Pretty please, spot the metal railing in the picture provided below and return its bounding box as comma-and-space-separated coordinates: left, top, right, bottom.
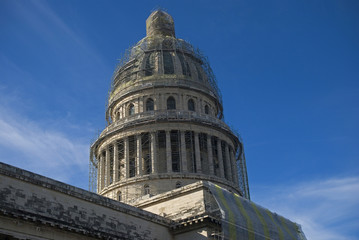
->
98, 110, 241, 141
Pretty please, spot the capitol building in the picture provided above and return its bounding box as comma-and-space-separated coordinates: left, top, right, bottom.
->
0, 10, 306, 240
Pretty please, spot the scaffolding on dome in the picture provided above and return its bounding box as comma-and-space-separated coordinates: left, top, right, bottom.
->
109, 36, 223, 107
89, 124, 250, 201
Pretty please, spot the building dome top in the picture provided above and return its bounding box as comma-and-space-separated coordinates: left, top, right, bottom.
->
108, 10, 223, 119
146, 10, 175, 37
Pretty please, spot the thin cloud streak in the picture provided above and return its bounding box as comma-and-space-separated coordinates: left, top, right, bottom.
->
252, 177, 359, 240
0, 103, 89, 189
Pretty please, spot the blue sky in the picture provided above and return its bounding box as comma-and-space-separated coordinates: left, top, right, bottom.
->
1, 0, 358, 239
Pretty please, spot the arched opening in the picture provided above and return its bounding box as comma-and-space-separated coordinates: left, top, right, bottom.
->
175, 181, 182, 189
145, 52, 155, 76
205, 105, 209, 114
144, 184, 150, 195
178, 53, 191, 76
146, 98, 154, 111
163, 52, 174, 74
188, 99, 195, 111
167, 96, 176, 110
128, 104, 135, 116
118, 191, 122, 201
195, 64, 203, 81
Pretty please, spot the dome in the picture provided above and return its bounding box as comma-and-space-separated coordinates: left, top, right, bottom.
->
107, 11, 223, 123
90, 10, 249, 204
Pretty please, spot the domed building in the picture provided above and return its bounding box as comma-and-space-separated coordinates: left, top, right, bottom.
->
0, 10, 306, 240
90, 10, 250, 204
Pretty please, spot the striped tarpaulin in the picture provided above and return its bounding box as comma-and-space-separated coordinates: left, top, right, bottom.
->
207, 182, 307, 240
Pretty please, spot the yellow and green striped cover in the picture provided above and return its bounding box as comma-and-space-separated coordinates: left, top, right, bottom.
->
208, 182, 306, 240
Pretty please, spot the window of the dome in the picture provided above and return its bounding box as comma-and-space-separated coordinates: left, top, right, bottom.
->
185, 62, 191, 77
205, 105, 209, 114
185, 131, 196, 173
144, 184, 150, 195
195, 64, 203, 81
178, 53, 191, 76
145, 52, 155, 76
128, 103, 135, 116
129, 158, 135, 177
188, 99, 195, 111
170, 130, 180, 172
167, 96, 176, 110
118, 191, 122, 201
141, 133, 151, 175
146, 98, 154, 111
175, 181, 182, 188
163, 52, 174, 74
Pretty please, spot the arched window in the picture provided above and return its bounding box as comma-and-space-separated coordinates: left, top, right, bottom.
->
128, 104, 135, 116
205, 105, 209, 114
178, 53, 191, 76
146, 98, 154, 111
144, 185, 150, 195
188, 99, 195, 111
163, 52, 174, 74
145, 52, 155, 76
195, 64, 203, 81
118, 191, 122, 201
167, 96, 176, 110
175, 181, 182, 188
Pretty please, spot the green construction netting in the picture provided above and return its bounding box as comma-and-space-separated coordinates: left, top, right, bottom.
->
208, 182, 307, 240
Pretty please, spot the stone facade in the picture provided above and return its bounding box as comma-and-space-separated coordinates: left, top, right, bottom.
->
0, 162, 173, 240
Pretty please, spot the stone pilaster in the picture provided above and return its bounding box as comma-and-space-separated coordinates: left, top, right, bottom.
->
150, 132, 157, 173
207, 135, 214, 175
194, 132, 201, 173
136, 134, 142, 176
180, 131, 187, 172
105, 147, 110, 186
217, 140, 225, 178
225, 143, 232, 181
113, 142, 119, 182
124, 137, 129, 179
166, 130, 172, 173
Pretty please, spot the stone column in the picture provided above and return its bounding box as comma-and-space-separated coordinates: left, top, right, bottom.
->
166, 130, 172, 173
113, 142, 119, 182
161, 94, 165, 110
105, 147, 110, 186
124, 137, 129, 179
154, 94, 159, 111
181, 94, 185, 110
150, 132, 157, 173
180, 131, 187, 173
136, 134, 142, 176
97, 155, 102, 191
231, 149, 239, 185
199, 99, 203, 114
225, 143, 233, 181
207, 135, 214, 175
194, 132, 201, 173
217, 140, 225, 178
178, 94, 183, 110
101, 154, 105, 189
139, 97, 144, 112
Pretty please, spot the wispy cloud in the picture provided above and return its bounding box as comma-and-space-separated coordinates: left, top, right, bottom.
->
0, 93, 89, 189
252, 177, 359, 240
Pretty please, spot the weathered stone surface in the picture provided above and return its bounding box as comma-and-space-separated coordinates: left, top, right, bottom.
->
0, 162, 173, 240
